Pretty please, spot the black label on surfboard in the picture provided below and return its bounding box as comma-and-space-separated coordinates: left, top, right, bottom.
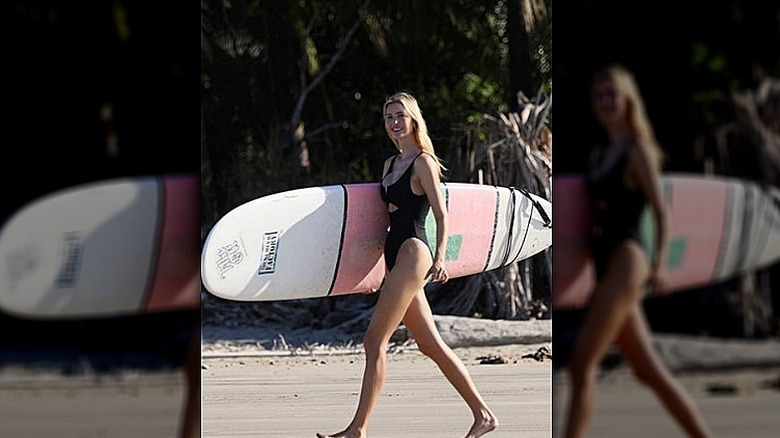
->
56, 232, 83, 288
258, 231, 279, 275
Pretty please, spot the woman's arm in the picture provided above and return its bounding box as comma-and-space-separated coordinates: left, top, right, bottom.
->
415, 154, 449, 283
630, 141, 668, 289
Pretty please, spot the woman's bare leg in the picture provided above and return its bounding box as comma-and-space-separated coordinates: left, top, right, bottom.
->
616, 307, 713, 438
402, 290, 498, 438
564, 243, 649, 438
317, 240, 431, 438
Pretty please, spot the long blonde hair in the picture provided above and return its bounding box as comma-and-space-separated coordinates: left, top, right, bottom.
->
593, 64, 665, 170
383, 92, 447, 177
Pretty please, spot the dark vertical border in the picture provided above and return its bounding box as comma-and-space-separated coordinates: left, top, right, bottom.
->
737, 184, 755, 272
483, 185, 501, 272
326, 184, 349, 296
751, 185, 778, 269
713, 180, 734, 278
138, 176, 166, 311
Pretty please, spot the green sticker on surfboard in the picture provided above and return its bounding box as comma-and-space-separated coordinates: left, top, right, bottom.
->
424, 184, 462, 261
639, 182, 687, 270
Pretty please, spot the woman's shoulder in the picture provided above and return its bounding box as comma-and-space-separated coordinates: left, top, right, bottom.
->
414, 151, 438, 169
628, 137, 663, 171
417, 150, 435, 161
631, 137, 660, 157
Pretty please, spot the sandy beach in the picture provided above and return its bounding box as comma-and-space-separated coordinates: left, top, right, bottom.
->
1, 314, 777, 438
552, 365, 780, 438
0, 309, 199, 438
4, 358, 776, 438
0, 366, 187, 438
202, 343, 552, 438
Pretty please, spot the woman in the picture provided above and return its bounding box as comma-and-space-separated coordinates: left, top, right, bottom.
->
317, 92, 498, 438
562, 64, 713, 438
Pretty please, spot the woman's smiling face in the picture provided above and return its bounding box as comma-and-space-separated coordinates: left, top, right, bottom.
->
384, 102, 414, 141
591, 77, 627, 128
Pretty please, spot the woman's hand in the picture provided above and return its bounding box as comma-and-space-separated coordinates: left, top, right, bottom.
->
427, 259, 449, 283
646, 266, 666, 295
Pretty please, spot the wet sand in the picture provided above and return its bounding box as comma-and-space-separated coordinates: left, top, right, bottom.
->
552, 366, 780, 437
201, 344, 553, 438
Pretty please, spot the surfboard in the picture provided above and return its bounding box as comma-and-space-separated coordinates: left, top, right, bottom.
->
0, 174, 200, 319
553, 173, 780, 309
201, 182, 552, 302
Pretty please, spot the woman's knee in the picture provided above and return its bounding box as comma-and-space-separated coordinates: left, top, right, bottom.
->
416, 336, 448, 359
627, 359, 666, 388
363, 329, 389, 356
568, 352, 599, 386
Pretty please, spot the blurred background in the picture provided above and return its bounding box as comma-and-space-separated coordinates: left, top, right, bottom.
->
552, 0, 780, 436
553, 0, 780, 350
3, 1, 200, 437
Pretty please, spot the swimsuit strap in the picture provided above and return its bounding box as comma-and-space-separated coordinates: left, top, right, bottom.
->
403, 151, 425, 179
386, 155, 399, 175
406, 151, 425, 172
384, 151, 424, 181
381, 155, 399, 187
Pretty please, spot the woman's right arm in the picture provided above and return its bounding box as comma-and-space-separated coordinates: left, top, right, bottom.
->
631, 142, 668, 290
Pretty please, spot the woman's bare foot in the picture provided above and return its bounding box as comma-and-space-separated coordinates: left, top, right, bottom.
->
316, 428, 364, 438
464, 410, 499, 438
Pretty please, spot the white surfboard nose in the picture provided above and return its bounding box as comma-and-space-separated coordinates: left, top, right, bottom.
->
201, 186, 347, 301
0, 175, 199, 319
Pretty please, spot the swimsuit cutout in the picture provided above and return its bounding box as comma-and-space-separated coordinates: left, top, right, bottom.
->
380, 152, 432, 271
586, 143, 646, 280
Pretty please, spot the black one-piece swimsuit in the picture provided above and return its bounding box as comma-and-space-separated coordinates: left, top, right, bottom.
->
587, 145, 646, 280
380, 152, 431, 271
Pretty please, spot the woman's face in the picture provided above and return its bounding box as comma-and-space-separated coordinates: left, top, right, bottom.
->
591, 77, 627, 127
384, 102, 414, 141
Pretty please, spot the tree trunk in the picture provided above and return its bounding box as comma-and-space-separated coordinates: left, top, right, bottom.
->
265, 0, 296, 131
507, 0, 533, 111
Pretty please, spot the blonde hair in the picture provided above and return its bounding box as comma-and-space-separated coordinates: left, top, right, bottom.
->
593, 64, 665, 170
383, 92, 447, 176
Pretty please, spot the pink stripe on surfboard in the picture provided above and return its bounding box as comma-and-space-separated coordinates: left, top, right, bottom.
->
551, 176, 594, 309
144, 175, 201, 311
329, 184, 389, 296
442, 183, 495, 278
329, 182, 497, 294
552, 175, 729, 309
658, 177, 726, 293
